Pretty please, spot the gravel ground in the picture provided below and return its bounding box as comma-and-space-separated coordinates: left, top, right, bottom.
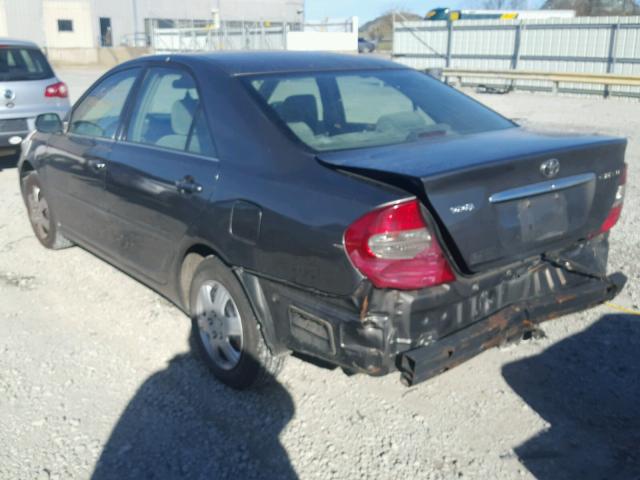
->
0, 70, 639, 480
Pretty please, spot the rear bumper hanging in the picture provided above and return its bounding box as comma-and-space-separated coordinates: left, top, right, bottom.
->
398, 272, 626, 386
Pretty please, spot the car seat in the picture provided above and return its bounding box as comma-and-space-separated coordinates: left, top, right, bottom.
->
156, 91, 198, 150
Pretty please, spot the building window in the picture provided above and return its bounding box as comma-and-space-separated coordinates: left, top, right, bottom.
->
57, 19, 73, 32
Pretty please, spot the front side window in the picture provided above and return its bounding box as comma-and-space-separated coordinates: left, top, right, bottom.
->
69, 68, 140, 139
0, 47, 53, 81
126, 67, 215, 156
245, 69, 515, 152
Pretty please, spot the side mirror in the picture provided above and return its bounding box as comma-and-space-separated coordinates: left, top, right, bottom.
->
35, 113, 63, 134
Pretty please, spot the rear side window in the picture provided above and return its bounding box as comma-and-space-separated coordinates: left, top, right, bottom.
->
0, 47, 54, 81
69, 68, 140, 139
126, 67, 216, 156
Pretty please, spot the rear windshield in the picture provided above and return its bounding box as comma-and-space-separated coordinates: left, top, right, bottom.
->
0, 47, 54, 81
244, 69, 515, 152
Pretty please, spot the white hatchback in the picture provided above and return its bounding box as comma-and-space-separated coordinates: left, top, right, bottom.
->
0, 38, 70, 151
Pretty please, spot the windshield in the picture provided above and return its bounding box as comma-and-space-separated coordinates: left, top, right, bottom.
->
0, 47, 54, 81
244, 69, 515, 152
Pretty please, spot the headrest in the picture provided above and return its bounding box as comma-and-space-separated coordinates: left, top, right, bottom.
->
280, 95, 318, 129
171, 92, 198, 135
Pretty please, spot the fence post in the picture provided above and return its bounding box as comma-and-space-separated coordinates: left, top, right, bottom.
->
445, 20, 452, 67
190, 19, 196, 51
222, 22, 228, 50
150, 19, 157, 52
511, 22, 522, 70
604, 23, 619, 98
391, 11, 396, 57
283, 23, 288, 50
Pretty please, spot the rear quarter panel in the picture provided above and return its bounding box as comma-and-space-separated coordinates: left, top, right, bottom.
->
188, 64, 408, 296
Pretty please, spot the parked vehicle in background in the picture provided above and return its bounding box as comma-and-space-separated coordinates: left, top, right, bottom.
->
358, 37, 376, 53
0, 39, 69, 153
425, 7, 576, 21
18, 52, 626, 390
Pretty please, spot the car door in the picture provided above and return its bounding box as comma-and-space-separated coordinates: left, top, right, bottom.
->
105, 66, 219, 284
44, 67, 141, 248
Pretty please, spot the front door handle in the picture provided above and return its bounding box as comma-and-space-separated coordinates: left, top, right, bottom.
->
176, 176, 203, 194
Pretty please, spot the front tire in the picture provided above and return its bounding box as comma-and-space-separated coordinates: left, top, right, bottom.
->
189, 256, 285, 389
22, 172, 73, 250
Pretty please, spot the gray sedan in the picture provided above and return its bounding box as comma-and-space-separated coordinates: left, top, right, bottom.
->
0, 38, 70, 151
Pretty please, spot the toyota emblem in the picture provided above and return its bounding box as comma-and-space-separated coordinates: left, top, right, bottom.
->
540, 158, 560, 178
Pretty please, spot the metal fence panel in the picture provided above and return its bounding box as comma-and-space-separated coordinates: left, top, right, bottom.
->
152, 22, 287, 53
151, 18, 354, 54
393, 20, 448, 69
393, 16, 640, 98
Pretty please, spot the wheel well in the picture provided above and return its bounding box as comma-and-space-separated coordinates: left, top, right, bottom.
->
178, 243, 283, 354
179, 244, 220, 311
20, 161, 34, 178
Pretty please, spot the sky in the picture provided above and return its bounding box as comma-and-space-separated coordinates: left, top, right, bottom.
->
304, 0, 543, 24
305, 1, 449, 24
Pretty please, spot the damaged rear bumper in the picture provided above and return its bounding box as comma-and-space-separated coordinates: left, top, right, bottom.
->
244, 235, 626, 386
399, 271, 626, 386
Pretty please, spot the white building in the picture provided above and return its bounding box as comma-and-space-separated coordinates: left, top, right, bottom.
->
0, 0, 305, 49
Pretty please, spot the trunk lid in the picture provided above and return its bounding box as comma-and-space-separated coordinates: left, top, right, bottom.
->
318, 128, 626, 273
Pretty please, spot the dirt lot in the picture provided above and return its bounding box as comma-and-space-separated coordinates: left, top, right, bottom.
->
1, 69, 639, 480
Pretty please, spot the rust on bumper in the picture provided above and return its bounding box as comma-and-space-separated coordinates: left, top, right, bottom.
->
398, 272, 626, 386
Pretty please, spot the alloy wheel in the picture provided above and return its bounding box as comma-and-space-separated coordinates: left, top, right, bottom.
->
195, 280, 244, 370
27, 184, 51, 239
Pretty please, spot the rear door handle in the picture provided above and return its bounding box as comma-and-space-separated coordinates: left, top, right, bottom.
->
88, 159, 106, 171
176, 176, 203, 194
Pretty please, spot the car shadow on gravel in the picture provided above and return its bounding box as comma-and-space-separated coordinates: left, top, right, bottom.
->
503, 314, 640, 480
91, 352, 297, 479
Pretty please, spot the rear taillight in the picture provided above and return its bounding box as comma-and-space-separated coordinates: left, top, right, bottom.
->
599, 164, 627, 234
344, 199, 455, 290
45, 81, 68, 98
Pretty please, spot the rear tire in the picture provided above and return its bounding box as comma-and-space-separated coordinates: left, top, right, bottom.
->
22, 172, 73, 250
189, 256, 285, 389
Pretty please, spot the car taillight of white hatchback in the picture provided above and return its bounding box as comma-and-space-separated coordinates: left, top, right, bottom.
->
344, 198, 455, 290
45, 81, 68, 98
